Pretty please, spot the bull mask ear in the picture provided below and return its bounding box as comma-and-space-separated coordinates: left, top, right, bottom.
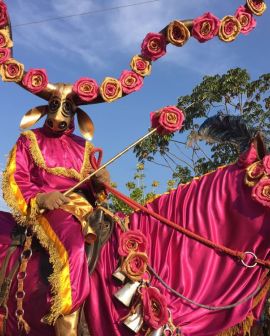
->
253, 131, 266, 160
76, 108, 95, 141
20, 105, 48, 129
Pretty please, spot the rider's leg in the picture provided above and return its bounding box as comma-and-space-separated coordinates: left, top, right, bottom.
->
54, 309, 80, 336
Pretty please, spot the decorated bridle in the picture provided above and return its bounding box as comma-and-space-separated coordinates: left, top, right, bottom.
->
0, 0, 267, 140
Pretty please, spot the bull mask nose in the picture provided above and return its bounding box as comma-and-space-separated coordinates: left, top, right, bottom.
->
46, 119, 68, 132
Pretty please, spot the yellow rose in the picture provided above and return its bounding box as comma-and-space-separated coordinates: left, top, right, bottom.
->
167, 20, 190, 47
130, 55, 152, 77
246, 0, 267, 16
100, 77, 122, 103
218, 16, 241, 42
121, 252, 148, 282
0, 58, 24, 82
0, 28, 13, 48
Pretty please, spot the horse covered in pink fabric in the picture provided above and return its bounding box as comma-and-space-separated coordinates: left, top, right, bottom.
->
0, 116, 270, 335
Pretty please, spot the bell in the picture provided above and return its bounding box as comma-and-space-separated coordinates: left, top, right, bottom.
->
148, 326, 164, 336
123, 304, 144, 333
114, 281, 140, 307
112, 266, 126, 283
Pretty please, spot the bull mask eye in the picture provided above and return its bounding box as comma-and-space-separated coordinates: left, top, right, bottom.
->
62, 101, 74, 116
49, 98, 61, 113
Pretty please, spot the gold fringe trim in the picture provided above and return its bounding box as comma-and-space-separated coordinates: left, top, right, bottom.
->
217, 314, 254, 336
22, 130, 93, 181
33, 215, 72, 324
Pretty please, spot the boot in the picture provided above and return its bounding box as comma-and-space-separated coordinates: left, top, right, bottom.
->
54, 309, 80, 336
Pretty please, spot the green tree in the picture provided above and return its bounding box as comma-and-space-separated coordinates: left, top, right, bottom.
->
133, 68, 270, 184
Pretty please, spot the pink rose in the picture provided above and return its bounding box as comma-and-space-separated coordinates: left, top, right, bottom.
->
119, 70, 143, 94
252, 178, 270, 207
192, 12, 220, 43
0, 47, 10, 64
263, 155, 270, 174
118, 230, 148, 256
121, 252, 148, 282
22, 68, 48, 93
151, 106, 185, 135
141, 286, 169, 329
0, 2, 8, 28
235, 6, 256, 34
141, 32, 166, 61
72, 77, 99, 102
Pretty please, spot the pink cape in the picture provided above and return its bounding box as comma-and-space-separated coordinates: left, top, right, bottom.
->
85, 148, 270, 335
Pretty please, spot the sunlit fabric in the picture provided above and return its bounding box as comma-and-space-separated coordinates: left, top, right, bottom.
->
86, 144, 270, 336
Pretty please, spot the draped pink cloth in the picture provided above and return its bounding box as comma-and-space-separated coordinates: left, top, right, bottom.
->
85, 145, 270, 335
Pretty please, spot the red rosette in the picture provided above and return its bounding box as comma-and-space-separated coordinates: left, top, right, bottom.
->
235, 5, 257, 34
150, 106, 185, 135
72, 77, 99, 102
118, 229, 148, 257
0, 47, 10, 64
263, 155, 270, 174
22, 68, 48, 93
141, 286, 169, 329
0, 2, 8, 28
119, 70, 143, 94
252, 178, 270, 207
192, 12, 220, 43
141, 32, 166, 61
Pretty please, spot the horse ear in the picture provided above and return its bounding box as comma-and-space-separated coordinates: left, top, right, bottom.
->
76, 108, 95, 141
253, 132, 266, 160
20, 105, 48, 129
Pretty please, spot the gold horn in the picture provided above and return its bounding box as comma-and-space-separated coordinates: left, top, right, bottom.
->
123, 304, 144, 333
112, 267, 126, 283
114, 281, 140, 307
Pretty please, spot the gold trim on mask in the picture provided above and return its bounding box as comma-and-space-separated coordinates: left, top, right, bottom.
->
22, 130, 93, 181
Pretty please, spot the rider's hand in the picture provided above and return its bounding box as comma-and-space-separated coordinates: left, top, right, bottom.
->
36, 191, 70, 211
91, 168, 110, 192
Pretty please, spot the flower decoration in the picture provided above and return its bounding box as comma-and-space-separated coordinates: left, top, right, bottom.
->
141, 32, 167, 61
218, 16, 242, 42
121, 251, 148, 282
0, 47, 10, 64
141, 286, 169, 329
118, 230, 148, 257
167, 20, 190, 47
244, 161, 265, 187
73, 77, 99, 102
192, 12, 220, 43
119, 70, 143, 94
150, 106, 185, 135
22, 68, 48, 94
0, 28, 13, 48
0, 58, 24, 82
130, 55, 152, 77
246, 0, 267, 16
235, 6, 256, 34
100, 77, 122, 103
263, 155, 270, 174
0, 2, 8, 28
252, 178, 270, 207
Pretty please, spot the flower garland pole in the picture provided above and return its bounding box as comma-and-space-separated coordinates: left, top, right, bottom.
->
64, 106, 185, 196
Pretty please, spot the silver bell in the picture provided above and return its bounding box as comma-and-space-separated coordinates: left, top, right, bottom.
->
112, 266, 126, 283
114, 281, 140, 307
123, 304, 144, 333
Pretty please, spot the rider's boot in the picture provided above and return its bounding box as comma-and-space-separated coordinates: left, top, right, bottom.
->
54, 309, 80, 336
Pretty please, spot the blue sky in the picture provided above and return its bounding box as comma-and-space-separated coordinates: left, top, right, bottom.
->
0, 0, 269, 210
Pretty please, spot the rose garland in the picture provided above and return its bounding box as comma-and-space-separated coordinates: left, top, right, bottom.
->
0, 0, 267, 104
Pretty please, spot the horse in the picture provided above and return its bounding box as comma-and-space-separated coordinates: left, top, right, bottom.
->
0, 116, 270, 336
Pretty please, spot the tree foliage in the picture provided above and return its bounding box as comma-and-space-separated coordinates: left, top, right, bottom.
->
133, 68, 270, 184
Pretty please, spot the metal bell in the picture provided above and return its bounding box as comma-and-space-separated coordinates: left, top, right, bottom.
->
148, 326, 164, 336
123, 304, 144, 333
112, 266, 126, 283
114, 281, 140, 307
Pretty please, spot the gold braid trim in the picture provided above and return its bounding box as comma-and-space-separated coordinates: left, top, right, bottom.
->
2, 145, 29, 225
22, 130, 93, 181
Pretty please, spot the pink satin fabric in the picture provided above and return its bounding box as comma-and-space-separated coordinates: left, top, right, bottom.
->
86, 146, 270, 335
